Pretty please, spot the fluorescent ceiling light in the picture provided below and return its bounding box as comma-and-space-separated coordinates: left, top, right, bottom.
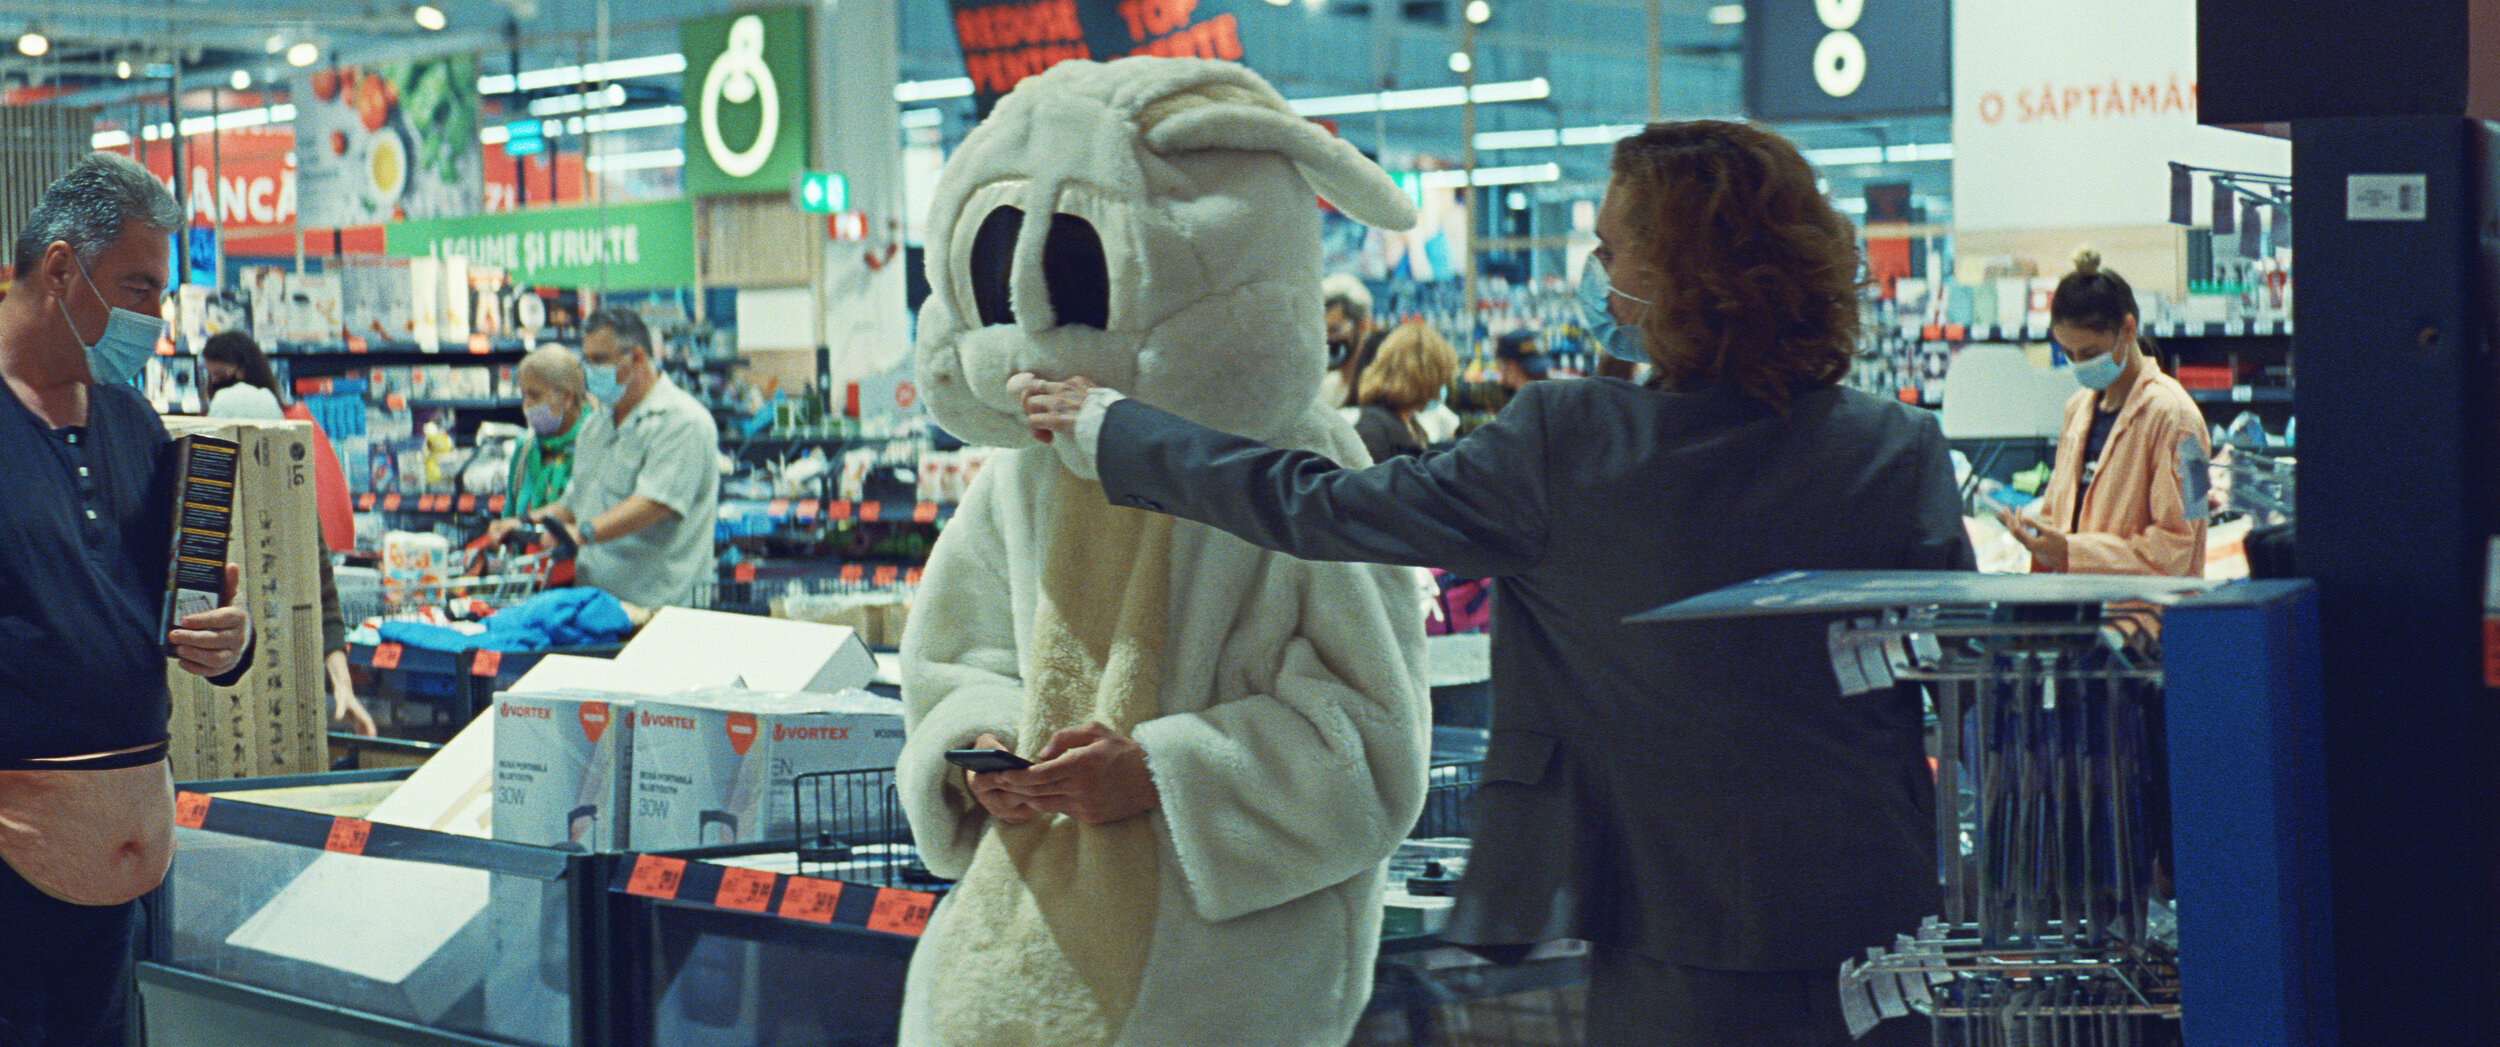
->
1418, 162, 1561, 189
287, 42, 320, 67
586, 148, 683, 173
16, 30, 45, 57
478, 53, 686, 95
900, 108, 942, 128
1473, 123, 1644, 150
230, 70, 252, 91
1800, 142, 1955, 166
1708, 4, 1745, 24
1290, 77, 1548, 117
895, 77, 973, 102
99, 104, 299, 148
481, 104, 686, 144
413, 4, 447, 31
528, 84, 628, 116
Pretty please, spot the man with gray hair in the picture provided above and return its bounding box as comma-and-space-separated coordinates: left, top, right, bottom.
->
0, 152, 253, 1045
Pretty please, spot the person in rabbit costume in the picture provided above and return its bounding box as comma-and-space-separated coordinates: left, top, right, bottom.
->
895, 57, 1432, 1047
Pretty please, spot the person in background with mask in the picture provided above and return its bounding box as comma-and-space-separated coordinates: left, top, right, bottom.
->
0, 152, 253, 1046
491, 308, 718, 607
1015, 120, 1969, 1047
1316, 272, 1376, 409
197, 329, 377, 738
505, 345, 590, 521
1998, 248, 2210, 576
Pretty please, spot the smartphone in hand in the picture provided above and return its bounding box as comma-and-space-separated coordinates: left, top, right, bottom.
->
945, 748, 1032, 773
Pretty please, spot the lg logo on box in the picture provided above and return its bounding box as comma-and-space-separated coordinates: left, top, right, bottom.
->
1812, 0, 1865, 98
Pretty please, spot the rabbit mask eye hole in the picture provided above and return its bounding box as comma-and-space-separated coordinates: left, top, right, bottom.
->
1043, 213, 1110, 330
968, 205, 1022, 327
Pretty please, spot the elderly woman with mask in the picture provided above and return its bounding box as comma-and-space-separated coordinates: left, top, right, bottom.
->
507, 345, 591, 520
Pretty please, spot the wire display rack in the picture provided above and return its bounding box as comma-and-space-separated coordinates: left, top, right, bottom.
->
791, 766, 947, 890
1843, 607, 2181, 1047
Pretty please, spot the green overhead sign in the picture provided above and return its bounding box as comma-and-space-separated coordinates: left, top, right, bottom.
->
383, 200, 695, 290
681, 6, 812, 198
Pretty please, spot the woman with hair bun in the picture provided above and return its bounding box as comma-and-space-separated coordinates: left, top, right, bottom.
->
1998, 248, 2211, 576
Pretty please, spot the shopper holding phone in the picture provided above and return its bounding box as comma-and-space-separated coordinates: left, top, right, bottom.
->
1998, 249, 2210, 577
1017, 120, 1970, 1047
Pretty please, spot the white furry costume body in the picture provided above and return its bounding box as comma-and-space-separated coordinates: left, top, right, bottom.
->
896, 58, 1429, 1047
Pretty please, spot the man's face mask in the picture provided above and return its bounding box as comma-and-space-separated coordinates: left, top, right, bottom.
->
1577, 257, 1652, 364
64, 252, 167, 387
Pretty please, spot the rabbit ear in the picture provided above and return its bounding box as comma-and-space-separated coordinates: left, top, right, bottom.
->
1143, 104, 1420, 232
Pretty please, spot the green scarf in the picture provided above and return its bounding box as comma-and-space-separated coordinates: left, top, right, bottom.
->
508, 409, 584, 518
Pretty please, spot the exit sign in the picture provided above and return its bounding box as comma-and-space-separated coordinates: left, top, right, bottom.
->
792, 170, 849, 213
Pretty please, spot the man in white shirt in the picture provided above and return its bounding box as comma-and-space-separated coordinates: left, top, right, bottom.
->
518, 308, 718, 607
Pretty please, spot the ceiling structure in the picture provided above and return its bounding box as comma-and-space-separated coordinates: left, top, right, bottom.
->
4, 0, 1951, 224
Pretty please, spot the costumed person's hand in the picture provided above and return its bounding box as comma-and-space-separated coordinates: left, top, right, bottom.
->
1998, 507, 2070, 571
1003, 721, 1159, 825
964, 732, 1040, 825
1009, 372, 1096, 444
171, 563, 251, 678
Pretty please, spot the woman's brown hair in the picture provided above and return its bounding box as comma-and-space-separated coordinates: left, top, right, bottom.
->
1608, 120, 1863, 406
1356, 320, 1458, 415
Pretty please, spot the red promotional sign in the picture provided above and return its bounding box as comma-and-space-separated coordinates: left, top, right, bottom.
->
725, 712, 760, 756
949, 0, 1244, 113
579, 701, 611, 743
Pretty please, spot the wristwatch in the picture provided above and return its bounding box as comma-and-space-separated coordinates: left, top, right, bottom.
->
577, 517, 598, 545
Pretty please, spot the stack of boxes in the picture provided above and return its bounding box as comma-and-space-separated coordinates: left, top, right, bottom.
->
161, 418, 328, 781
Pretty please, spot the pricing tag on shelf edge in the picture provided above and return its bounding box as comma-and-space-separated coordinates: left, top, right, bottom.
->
372, 642, 404, 670
714, 866, 776, 912
325, 816, 372, 856
174, 791, 210, 829
866, 887, 935, 936
777, 876, 842, 922
625, 855, 688, 898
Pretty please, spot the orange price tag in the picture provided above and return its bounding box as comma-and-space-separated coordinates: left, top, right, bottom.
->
866, 887, 935, 937
768, 499, 792, 519
873, 566, 898, 587
777, 876, 842, 923
372, 642, 404, 669
358, 493, 376, 510
489, 495, 507, 514
912, 502, 939, 523
383, 493, 403, 511
714, 867, 777, 912
175, 791, 211, 829
796, 499, 820, 521
905, 568, 922, 585
346, 334, 370, 353
459, 495, 477, 512
471, 649, 503, 677
840, 564, 864, 583
625, 855, 688, 898
468, 333, 492, 354
860, 501, 883, 523
828, 500, 852, 521
325, 816, 372, 855
385, 393, 407, 410
734, 563, 756, 583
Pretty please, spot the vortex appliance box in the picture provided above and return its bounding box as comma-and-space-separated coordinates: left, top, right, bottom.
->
627, 689, 906, 851
491, 690, 635, 851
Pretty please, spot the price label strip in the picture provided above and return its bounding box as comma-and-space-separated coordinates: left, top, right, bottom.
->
777, 876, 843, 923
714, 866, 777, 912
174, 791, 211, 830
325, 816, 372, 856
624, 855, 689, 898
867, 887, 937, 937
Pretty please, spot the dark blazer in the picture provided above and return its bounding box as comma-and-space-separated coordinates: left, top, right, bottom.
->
1097, 377, 1975, 970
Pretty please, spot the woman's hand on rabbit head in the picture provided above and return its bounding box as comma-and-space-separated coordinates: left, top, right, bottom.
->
1010, 371, 1097, 444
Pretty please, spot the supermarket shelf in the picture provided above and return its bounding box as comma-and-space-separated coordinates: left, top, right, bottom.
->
2188, 386, 2295, 404
404, 398, 522, 411
722, 497, 954, 526
611, 851, 937, 939
1900, 319, 2293, 343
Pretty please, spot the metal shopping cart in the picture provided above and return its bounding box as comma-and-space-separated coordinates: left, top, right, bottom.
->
345, 524, 598, 739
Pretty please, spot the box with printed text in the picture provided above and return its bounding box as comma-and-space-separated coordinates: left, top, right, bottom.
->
491, 690, 634, 852
627, 689, 905, 852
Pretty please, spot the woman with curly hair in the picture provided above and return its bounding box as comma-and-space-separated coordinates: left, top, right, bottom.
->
1014, 119, 1970, 1047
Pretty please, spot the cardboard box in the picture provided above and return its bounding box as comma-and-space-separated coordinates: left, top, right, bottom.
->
628, 689, 905, 851
160, 419, 325, 781
611, 607, 878, 693
491, 690, 633, 851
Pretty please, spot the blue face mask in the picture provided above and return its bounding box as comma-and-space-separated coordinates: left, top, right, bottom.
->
2071, 352, 2124, 390
65, 254, 167, 387
584, 360, 625, 404
1577, 257, 1652, 364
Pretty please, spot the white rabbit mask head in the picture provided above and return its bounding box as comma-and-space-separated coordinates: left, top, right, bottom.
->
915, 57, 1420, 448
